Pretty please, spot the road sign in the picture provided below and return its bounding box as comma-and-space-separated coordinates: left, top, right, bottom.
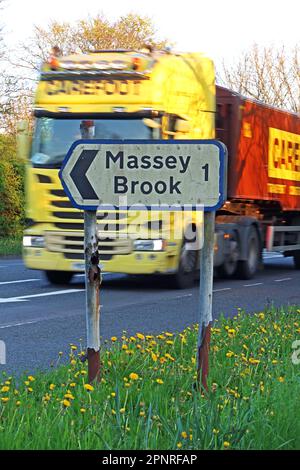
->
59, 139, 227, 211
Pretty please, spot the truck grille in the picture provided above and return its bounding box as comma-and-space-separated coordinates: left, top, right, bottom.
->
44, 231, 133, 261
47, 188, 130, 260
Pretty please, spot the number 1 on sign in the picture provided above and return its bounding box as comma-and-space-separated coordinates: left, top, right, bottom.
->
202, 163, 209, 182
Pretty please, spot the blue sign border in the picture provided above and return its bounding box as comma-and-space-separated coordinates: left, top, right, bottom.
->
59, 139, 227, 212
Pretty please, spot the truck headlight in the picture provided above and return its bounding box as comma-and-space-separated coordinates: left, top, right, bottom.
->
133, 239, 164, 251
23, 236, 45, 248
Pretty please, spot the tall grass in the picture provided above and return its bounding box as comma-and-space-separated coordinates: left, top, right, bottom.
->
0, 306, 299, 450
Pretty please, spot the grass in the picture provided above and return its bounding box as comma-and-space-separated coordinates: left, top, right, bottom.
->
0, 236, 22, 256
0, 306, 300, 450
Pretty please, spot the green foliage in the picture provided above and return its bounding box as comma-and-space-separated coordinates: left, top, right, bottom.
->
0, 134, 25, 237
0, 306, 299, 450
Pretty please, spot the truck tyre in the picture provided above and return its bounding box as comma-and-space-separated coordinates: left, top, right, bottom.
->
236, 226, 260, 280
292, 217, 300, 269
217, 233, 239, 278
45, 270, 74, 285
171, 239, 198, 289
294, 252, 300, 269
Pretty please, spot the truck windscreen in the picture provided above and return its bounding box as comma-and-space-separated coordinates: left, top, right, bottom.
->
31, 117, 158, 168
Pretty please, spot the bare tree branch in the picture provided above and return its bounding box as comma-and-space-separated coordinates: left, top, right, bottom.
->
219, 43, 300, 113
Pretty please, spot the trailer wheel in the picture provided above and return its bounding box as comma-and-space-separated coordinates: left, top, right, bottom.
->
236, 226, 260, 280
292, 217, 300, 269
171, 239, 198, 289
45, 270, 74, 285
294, 252, 300, 269
217, 233, 239, 278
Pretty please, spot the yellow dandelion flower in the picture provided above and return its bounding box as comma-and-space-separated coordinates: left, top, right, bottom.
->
156, 378, 164, 384
62, 399, 71, 407
136, 333, 145, 340
64, 393, 75, 400
223, 441, 230, 448
228, 328, 236, 336
151, 352, 158, 362
140, 411, 145, 417
27, 388, 33, 393
111, 409, 116, 415
165, 353, 175, 361
16, 401, 21, 406
84, 384, 94, 392
49, 384, 56, 391
249, 358, 260, 365
111, 336, 117, 342
1, 386, 9, 393
226, 351, 234, 358
71, 345, 77, 350
278, 376, 285, 383
177, 442, 182, 449
166, 340, 174, 345
129, 372, 139, 381
120, 407, 126, 414
111, 392, 116, 398
213, 428, 220, 435
80, 408, 86, 413
69, 383, 76, 388
181, 431, 188, 439
28, 376, 35, 382
1, 397, 9, 403
122, 344, 128, 350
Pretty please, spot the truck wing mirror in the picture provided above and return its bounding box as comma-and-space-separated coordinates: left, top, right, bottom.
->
16, 120, 32, 161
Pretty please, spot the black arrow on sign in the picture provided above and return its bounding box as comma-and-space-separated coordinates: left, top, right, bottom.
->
70, 149, 98, 200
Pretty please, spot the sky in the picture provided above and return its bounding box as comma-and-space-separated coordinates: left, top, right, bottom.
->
1, 0, 299, 68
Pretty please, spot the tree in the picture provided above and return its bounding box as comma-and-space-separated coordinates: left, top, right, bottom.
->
219, 43, 300, 113
14, 13, 169, 75
2, 13, 168, 134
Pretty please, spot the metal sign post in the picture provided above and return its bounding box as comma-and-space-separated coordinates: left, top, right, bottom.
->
84, 210, 101, 383
197, 211, 215, 391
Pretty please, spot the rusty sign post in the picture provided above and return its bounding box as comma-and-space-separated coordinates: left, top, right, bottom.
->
84, 210, 101, 383
197, 210, 215, 391
60, 139, 227, 389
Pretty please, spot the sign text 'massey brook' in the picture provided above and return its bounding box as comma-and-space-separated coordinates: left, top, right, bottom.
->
59, 140, 227, 211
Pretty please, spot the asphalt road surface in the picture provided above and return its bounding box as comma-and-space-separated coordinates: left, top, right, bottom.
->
0, 252, 300, 376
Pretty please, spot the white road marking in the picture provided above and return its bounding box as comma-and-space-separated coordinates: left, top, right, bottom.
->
0, 288, 84, 303
0, 278, 39, 286
274, 278, 292, 282
0, 320, 39, 329
243, 282, 263, 287
213, 287, 231, 292
174, 293, 193, 299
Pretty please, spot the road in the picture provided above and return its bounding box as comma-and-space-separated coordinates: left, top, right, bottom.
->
0, 252, 300, 376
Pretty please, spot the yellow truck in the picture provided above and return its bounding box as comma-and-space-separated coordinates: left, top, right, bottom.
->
21, 47, 216, 288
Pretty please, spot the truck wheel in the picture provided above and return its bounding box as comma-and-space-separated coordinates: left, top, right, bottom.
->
292, 217, 300, 269
45, 270, 74, 285
217, 234, 239, 278
294, 252, 300, 269
171, 239, 198, 289
236, 226, 260, 280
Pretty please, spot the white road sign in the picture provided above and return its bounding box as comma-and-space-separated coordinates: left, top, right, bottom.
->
59, 140, 227, 211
